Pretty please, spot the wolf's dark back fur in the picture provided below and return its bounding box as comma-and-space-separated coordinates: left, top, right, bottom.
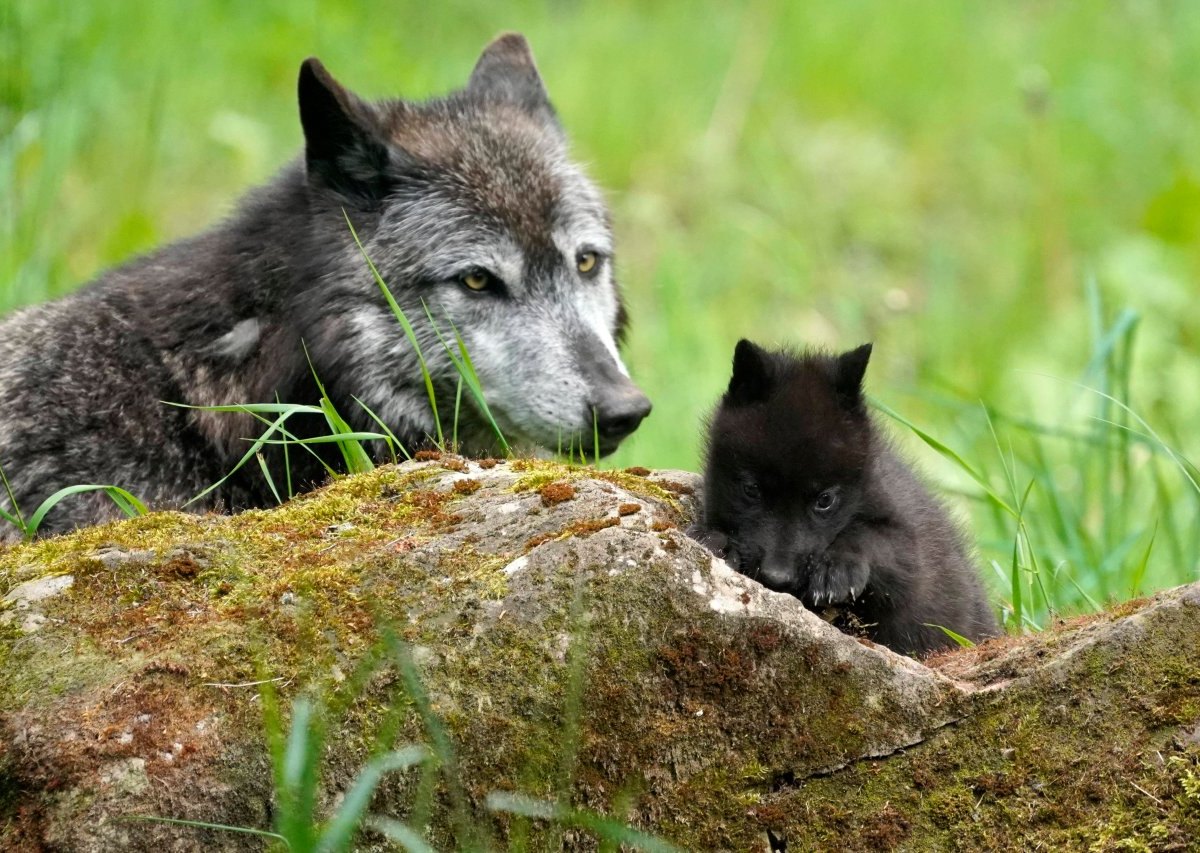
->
0, 35, 650, 539
698, 340, 997, 656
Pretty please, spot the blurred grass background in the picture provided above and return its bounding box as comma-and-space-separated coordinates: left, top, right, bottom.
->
4, 0, 1200, 626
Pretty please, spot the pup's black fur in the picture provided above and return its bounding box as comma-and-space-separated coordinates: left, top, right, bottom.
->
697, 340, 997, 656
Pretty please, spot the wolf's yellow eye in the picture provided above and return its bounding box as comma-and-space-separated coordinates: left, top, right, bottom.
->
462, 271, 490, 291
576, 251, 599, 276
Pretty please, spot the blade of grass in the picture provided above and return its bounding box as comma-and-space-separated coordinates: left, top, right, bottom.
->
420, 302, 510, 454
169, 402, 325, 414
255, 432, 392, 446
25, 484, 146, 537
182, 407, 297, 506
172, 403, 338, 506
126, 815, 285, 842
408, 758, 441, 842
383, 629, 483, 850
1027, 436, 1082, 564
453, 375, 463, 452
1088, 525, 1149, 603
1149, 458, 1184, 571
1016, 478, 1054, 619
277, 697, 320, 851
0, 461, 27, 530
598, 787, 640, 853
255, 452, 283, 506
924, 624, 975, 648
315, 746, 428, 853
486, 792, 682, 853
277, 392, 294, 500
344, 211, 443, 447
1029, 375, 1200, 498
351, 395, 409, 461
0, 505, 23, 531
366, 816, 438, 853
448, 318, 507, 451
873, 398, 1015, 516
1009, 535, 1024, 631
303, 341, 376, 475
1058, 564, 1103, 613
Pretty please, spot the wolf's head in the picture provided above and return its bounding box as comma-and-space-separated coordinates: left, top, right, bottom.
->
702, 340, 874, 593
291, 34, 650, 457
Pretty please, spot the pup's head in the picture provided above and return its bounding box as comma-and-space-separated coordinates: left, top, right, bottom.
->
702, 340, 874, 593
296, 34, 650, 455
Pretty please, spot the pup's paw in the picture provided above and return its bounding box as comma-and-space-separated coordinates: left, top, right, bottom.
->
799, 551, 870, 608
686, 525, 729, 558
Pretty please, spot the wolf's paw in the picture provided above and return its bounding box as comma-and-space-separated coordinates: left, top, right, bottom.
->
686, 525, 729, 558
799, 551, 870, 608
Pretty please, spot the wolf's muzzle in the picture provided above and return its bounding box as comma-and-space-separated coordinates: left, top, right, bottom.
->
573, 331, 652, 450
592, 384, 652, 445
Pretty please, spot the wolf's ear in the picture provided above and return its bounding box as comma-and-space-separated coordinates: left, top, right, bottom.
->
298, 58, 392, 205
834, 343, 873, 407
467, 33, 558, 124
727, 339, 773, 405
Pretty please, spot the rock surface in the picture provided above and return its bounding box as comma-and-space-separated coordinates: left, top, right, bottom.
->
1, 457, 1198, 851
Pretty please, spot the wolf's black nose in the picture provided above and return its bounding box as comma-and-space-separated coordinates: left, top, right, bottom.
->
593, 388, 652, 442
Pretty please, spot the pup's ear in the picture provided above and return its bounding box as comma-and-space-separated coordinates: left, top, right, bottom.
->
834, 343, 873, 407
298, 58, 392, 205
726, 339, 773, 405
467, 33, 558, 125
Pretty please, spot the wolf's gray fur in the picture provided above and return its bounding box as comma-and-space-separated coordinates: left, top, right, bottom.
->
0, 34, 651, 539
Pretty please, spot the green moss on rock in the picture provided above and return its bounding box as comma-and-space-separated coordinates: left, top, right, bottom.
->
2, 459, 1199, 851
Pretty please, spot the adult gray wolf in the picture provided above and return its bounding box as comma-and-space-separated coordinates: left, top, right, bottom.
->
0, 33, 651, 539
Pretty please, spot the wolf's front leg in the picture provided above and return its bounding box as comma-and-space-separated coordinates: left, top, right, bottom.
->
686, 524, 730, 558
798, 549, 871, 608
806, 520, 917, 611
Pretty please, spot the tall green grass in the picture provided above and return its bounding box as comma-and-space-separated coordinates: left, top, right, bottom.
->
6, 1, 1200, 614
879, 282, 1200, 630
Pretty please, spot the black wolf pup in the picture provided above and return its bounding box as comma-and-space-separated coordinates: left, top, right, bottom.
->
0, 34, 651, 539
697, 340, 997, 656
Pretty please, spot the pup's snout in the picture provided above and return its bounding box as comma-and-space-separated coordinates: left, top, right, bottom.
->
756, 556, 796, 592
591, 385, 652, 443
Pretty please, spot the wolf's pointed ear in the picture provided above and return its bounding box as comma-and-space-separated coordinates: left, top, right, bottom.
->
298, 58, 392, 205
467, 33, 558, 124
834, 343, 873, 407
727, 339, 773, 405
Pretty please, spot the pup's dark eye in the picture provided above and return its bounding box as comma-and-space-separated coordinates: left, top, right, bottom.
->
461, 269, 493, 292
742, 481, 760, 500
576, 251, 600, 277
813, 490, 839, 514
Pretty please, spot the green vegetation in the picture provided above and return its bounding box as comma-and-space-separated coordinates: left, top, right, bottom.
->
136, 664, 677, 852
346, 212, 511, 455
136, 689, 429, 849
128, 630, 682, 851
4, 459, 1197, 850
0, 460, 697, 849
0, 467, 147, 540
4, 2, 1200, 624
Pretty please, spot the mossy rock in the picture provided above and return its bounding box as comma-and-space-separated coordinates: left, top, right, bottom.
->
1, 457, 1198, 851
